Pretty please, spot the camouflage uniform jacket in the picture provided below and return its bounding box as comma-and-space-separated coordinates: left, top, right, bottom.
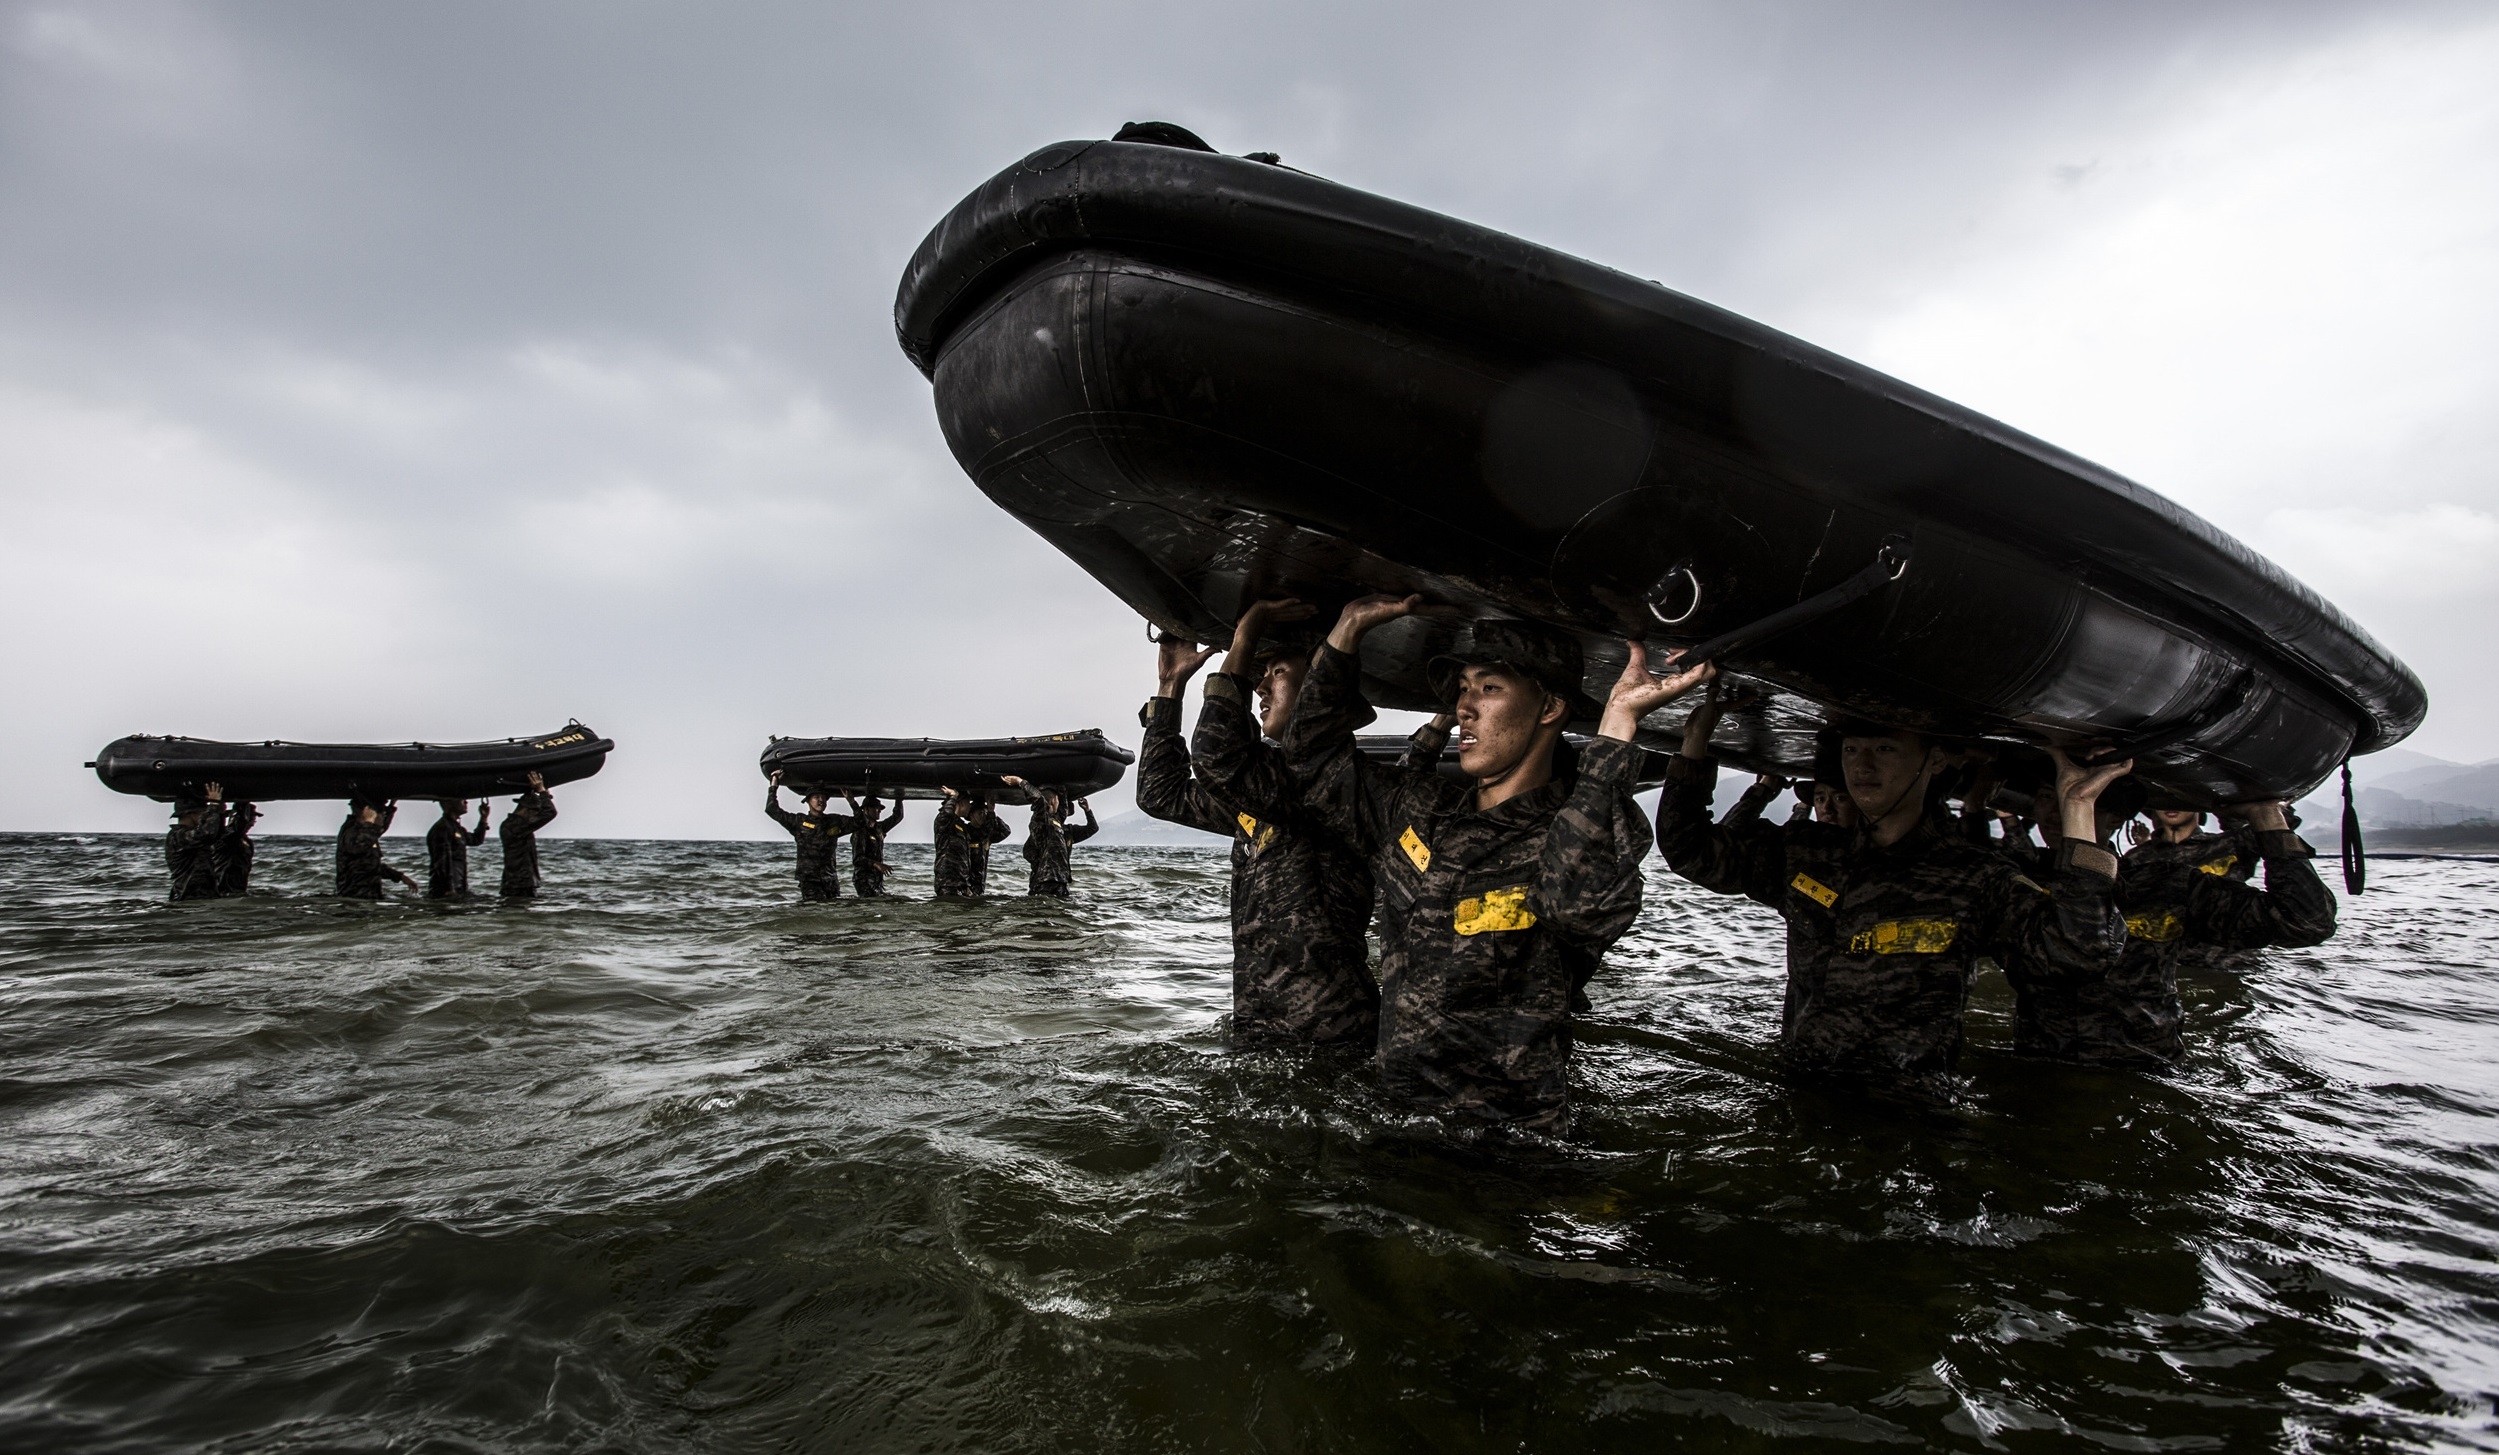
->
849, 800, 905, 896
933, 801, 1011, 896
1283, 645, 1653, 1132
212, 802, 259, 897
2018, 827, 2335, 1066
1656, 754, 2125, 1093
2134, 828, 2262, 973
499, 791, 557, 897
336, 803, 400, 900
426, 814, 488, 898
1020, 801, 1098, 896
166, 802, 226, 902
766, 785, 856, 899
1137, 687, 1381, 1047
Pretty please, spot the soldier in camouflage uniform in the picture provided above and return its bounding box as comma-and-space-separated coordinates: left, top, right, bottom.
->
1655, 695, 2134, 1097
1017, 785, 1098, 897
842, 791, 906, 898
165, 787, 226, 902
337, 799, 417, 900
766, 772, 856, 901
2011, 801, 2335, 1067
933, 788, 1011, 897
212, 798, 260, 897
2134, 807, 2262, 974
426, 798, 491, 899
499, 774, 558, 899
1279, 597, 1681, 1133
1138, 603, 1387, 1046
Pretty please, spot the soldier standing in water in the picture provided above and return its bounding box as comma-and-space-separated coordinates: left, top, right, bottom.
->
1017, 784, 1098, 897
932, 786, 1011, 897
337, 798, 418, 900
212, 798, 260, 896
166, 785, 226, 902
499, 772, 558, 900
764, 772, 857, 901
841, 791, 906, 898
426, 798, 491, 899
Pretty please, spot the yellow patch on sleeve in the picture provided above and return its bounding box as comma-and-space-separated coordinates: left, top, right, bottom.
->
1235, 812, 1276, 852
2197, 856, 2239, 877
1790, 873, 1838, 908
1846, 919, 1960, 955
1399, 825, 1431, 873
2125, 911, 2187, 943
1454, 885, 1538, 935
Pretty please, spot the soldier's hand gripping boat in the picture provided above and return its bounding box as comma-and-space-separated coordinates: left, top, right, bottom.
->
90, 724, 613, 801
894, 125, 2425, 807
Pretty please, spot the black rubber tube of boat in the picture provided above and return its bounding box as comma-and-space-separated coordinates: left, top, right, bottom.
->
1670, 536, 1912, 670
2342, 759, 2367, 895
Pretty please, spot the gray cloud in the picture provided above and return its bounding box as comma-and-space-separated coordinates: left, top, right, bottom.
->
3, 0, 2488, 840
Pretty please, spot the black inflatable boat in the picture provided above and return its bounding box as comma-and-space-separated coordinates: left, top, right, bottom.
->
895, 127, 2426, 806
760, 730, 1134, 803
90, 724, 612, 802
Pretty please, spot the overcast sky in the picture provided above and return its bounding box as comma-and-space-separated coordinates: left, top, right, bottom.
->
5, 0, 2492, 840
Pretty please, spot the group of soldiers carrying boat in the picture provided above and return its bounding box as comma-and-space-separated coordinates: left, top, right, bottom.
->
161, 774, 562, 903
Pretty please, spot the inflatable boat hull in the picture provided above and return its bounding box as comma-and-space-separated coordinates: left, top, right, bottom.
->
760, 730, 1133, 803
90, 725, 613, 803
895, 136, 2426, 805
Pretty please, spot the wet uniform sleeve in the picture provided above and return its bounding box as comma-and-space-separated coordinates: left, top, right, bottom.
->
1191, 674, 1300, 820
881, 803, 905, 832
1397, 720, 1451, 774
1983, 839, 2127, 986
2185, 829, 2338, 949
1133, 695, 1235, 835
977, 809, 1011, 847
765, 784, 803, 833
1066, 805, 1098, 846
1537, 737, 1654, 955
1653, 754, 1790, 907
1279, 643, 1419, 856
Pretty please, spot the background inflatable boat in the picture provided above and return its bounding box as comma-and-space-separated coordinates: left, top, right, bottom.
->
760, 730, 1134, 803
895, 128, 2426, 807
90, 724, 612, 802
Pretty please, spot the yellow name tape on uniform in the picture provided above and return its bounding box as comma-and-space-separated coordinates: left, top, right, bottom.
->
2125, 910, 2187, 942
2198, 856, 2239, 877
1847, 919, 1960, 954
1399, 826, 1431, 873
1790, 873, 1838, 908
1236, 813, 1276, 852
1454, 886, 1538, 935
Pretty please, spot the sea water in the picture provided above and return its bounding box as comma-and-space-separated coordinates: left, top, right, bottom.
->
0, 834, 2492, 1451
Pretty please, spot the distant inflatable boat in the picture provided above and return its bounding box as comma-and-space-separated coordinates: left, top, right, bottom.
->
760, 730, 1134, 803
894, 127, 2426, 806
89, 724, 612, 802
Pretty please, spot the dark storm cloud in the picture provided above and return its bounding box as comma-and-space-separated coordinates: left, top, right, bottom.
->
2, 0, 2489, 837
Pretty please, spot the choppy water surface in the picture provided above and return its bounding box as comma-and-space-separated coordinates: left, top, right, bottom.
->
1, 834, 2494, 1452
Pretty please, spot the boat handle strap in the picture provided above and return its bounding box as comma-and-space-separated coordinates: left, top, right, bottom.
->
1668, 534, 1912, 671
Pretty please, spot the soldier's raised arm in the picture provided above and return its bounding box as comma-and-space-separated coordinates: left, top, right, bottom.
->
1985, 749, 2131, 983
1277, 595, 1428, 855
1135, 633, 1233, 834
2185, 802, 2338, 949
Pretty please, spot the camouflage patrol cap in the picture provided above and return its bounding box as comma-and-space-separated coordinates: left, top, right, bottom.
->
1427, 619, 1604, 724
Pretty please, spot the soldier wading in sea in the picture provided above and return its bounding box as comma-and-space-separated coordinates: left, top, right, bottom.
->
1654, 672, 2136, 1098
766, 772, 856, 901
1017, 784, 1098, 897
337, 799, 418, 900
841, 790, 905, 898
932, 787, 1011, 897
165, 785, 227, 902
426, 798, 491, 899
1273, 596, 1680, 1132
2009, 798, 2335, 1068
499, 773, 557, 900
1142, 602, 1386, 1047
212, 797, 260, 896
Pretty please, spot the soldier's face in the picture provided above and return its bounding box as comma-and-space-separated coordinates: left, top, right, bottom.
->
443, 799, 467, 816
1454, 665, 1565, 779
1841, 731, 1934, 819
808, 796, 828, 814
1257, 655, 1308, 737
1812, 783, 1859, 827
2152, 808, 2201, 838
